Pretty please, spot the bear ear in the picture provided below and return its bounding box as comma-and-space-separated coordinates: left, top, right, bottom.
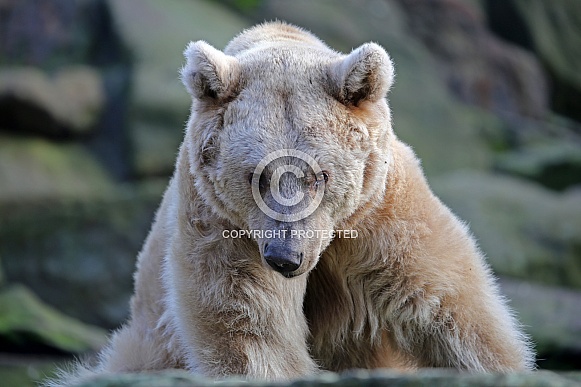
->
328, 43, 394, 106
181, 41, 240, 101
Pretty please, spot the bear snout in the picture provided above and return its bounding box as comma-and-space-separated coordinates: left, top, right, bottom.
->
263, 242, 303, 277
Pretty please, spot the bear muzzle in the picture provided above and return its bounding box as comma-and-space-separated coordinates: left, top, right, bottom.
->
263, 242, 303, 278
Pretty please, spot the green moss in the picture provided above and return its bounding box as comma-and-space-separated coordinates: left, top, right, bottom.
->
0, 362, 63, 387
66, 369, 581, 387
0, 180, 166, 327
131, 121, 182, 177
495, 141, 581, 191
0, 285, 106, 353
0, 136, 115, 202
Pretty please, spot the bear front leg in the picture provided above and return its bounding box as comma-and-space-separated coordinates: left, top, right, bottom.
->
165, 236, 317, 380
385, 269, 535, 372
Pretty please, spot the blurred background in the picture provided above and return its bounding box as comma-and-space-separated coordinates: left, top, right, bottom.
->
0, 0, 580, 385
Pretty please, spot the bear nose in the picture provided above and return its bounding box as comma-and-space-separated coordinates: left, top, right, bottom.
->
263, 243, 303, 275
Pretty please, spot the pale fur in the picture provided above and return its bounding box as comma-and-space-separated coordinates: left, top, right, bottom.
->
46, 21, 534, 386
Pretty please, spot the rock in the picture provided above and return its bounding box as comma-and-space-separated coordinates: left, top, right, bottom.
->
431, 171, 581, 289
495, 140, 581, 191
0, 358, 64, 387
59, 369, 581, 387
485, 0, 581, 123
402, 0, 548, 119
395, 0, 548, 119
0, 285, 106, 354
0, 0, 125, 69
108, 0, 251, 177
0, 0, 133, 179
0, 66, 104, 136
500, 277, 581, 369
0, 256, 4, 287
0, 180, 167, 328
108, 0, 250, 125
131, 120, 182, 177
0, 135, 115, 202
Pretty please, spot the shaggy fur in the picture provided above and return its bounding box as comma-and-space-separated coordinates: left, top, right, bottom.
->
46, 21, 534, 386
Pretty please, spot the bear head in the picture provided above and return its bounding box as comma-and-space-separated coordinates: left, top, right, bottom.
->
181, 24, 394, 278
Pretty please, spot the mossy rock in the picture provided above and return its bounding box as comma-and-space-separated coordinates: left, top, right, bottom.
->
432, 171, 581, 289
0, 359, 64, 387
500, 277, 581, 368
0, 180, 167, 328
130, 120, 182, 178
0, 256, 5, 288
0, 135, 115, 202
495, 140, 581, 191
108, 0, 250, 124
0, 285, 106, 354
64, 369, 581, 387
0, 66, 105, 136
506, 1, 581, 122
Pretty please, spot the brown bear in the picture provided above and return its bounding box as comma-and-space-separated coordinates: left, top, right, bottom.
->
50, 21, 534, 385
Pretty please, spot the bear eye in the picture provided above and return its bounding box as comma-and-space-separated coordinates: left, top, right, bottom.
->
315, 171, 329, 185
